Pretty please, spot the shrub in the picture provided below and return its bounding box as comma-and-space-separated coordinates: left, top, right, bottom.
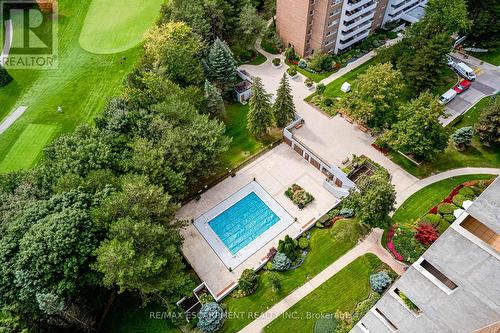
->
285, 47, 296, 61
308, 52, 333, 72
315, 221, 325, 228
458, 186, 475, 198
443, 214, 456, 222
287, 67, 297, 76
475, 97, 500, 146
272, 58, 281, 66
471, 185, 484, 195
437, 203, 457, 215
278, 235, 298, 261
298, 237, 309, 249
272, 252, 291, 271
0, 66, 13, 87
268, 271, 281, 292
369, 272, 392, 293
392, 227, 425, 263
323, 98, 333, 106
452, 194, 467, 207
305, 78, 314, 88
421, 213, 443, 226
316, 83, 325, 95
451, 126, 473, 150
199, 292, 214, 305
197, 302, 225, 333
314, 317, 337, 333
339, 207, 354, 218
352, 292, 381, 322
415, 224, 439, 246
298, 59, 307, 69
436, 220, 450, 234
238, 269, 259, 296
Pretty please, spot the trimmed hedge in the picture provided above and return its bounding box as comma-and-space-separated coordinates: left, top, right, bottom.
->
437, 203, 457, 215
458, 186, 475, 198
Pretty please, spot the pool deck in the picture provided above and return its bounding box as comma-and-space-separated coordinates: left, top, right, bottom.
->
177, 143, 340, 299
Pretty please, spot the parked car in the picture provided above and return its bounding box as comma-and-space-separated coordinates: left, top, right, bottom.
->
453, 62, 476, 81
453, 79, 472, 94
446, 55, 455, 67
439, 89, 457, 105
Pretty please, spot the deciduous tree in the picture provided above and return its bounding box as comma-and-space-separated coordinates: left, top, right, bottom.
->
382, 92, 448, 159
475, 97, 500, 146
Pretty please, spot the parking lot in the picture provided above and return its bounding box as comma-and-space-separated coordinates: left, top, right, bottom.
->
440, 54, 500, 126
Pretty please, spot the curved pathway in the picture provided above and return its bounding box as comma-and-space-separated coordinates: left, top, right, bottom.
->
395, 167, 500, 209
238, 228, 405, 333
0, 19, 12, 66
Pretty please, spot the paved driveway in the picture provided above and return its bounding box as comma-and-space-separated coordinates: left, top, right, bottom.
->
441, 53, 500, 126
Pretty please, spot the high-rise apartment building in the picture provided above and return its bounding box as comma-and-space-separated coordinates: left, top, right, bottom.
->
276, 0, 427, 56
351, 177, 500, 333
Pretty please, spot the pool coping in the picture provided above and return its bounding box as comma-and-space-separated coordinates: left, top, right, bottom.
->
194, 181, 294, 270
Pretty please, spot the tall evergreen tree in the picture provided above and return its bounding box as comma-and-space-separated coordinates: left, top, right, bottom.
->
205, 38, 237, 95
247, 77, 273, 137
0, 65, 12, 87
204, 80, 226, 118
273, 73, 295, 128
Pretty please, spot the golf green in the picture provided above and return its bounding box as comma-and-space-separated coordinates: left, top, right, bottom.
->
0, 0, 156, 173
0, 124, 58, 172
79, 0, 165, 54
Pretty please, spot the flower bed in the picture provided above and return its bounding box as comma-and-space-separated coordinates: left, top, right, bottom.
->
389, 178, 493, 263
285, 184, 314, 209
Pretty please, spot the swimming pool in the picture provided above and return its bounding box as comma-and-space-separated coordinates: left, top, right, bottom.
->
194, 181, 294, 269
208, 192, 280, 255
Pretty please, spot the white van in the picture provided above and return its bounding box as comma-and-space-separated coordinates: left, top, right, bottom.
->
454, 62, 476, 81
439, 89, 457, 105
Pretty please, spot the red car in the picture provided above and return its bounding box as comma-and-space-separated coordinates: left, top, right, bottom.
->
453, 79, 472, 94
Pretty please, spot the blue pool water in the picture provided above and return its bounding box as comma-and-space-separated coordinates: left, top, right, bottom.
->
208, 192, 280, 255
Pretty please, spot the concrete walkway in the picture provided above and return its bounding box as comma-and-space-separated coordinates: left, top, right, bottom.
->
239, 228, 405, 333
0, 106, 28, 135
395, 167, 500, 209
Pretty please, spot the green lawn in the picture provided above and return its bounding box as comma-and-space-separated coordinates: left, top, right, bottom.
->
392, 174, 494, 227
305, 58, 377, 101
79, 0, 164, 54
389, 96, 500, 178
0, 124, 58, 172
221, 219, 369, 333
249, 51, 267, 66
471, 48, 500, 66
264, 254, 388, 333
0, 0, 155, 173
102, 294, 180, 333
223, 103, 279, 166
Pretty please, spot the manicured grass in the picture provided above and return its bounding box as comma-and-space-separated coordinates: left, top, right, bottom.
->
223, 103, 280, 166
221, 219, 369, 333
392, 174, 494, 227
295, 65, 338, 83
248, 51, 267, 66
261, 40, 280, 54
0, 124, 58, 172
389, 96, 500, 178
306, 57, 377, 101
0, 0, 147, 172
79, 0, 164, 54
264, 254, 386, 333
102, 294, 180, 333
471, 48, 500, 66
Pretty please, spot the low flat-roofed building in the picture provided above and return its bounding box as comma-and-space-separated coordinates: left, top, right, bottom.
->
352, 177, 500, 333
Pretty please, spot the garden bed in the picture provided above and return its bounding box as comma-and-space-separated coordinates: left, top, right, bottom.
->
221, 218, 369, 333
388, 176, 495, 263
285, 184, 314, 209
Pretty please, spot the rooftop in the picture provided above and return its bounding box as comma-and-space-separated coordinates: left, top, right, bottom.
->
467, 177, 500, 234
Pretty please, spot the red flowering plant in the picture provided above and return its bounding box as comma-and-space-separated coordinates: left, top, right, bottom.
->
386, 226, 404, 261
415, 224, 439, 246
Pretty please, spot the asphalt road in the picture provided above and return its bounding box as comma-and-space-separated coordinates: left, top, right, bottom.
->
440, 54, 500, 126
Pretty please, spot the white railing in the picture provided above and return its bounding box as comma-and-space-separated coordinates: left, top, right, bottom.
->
344, 2, 376, 21
339, 30, 370, 49
341, 19, 372, 39
345, 0, 372, 12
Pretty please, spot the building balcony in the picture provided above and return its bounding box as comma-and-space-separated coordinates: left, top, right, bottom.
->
345, 2, 377, 21
344, 9, 375, 27
388, 0, 421, 16
341, 19, 372, 39
339, 30, 370, 49
345, 0, 372, 12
